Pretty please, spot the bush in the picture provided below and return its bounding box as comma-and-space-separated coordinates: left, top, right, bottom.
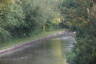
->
0, 27, 11, 43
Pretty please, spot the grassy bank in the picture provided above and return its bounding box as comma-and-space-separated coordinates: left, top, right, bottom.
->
0, 29, 64, 50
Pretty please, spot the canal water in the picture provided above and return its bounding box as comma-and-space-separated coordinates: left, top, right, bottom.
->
0, 36, 76, 64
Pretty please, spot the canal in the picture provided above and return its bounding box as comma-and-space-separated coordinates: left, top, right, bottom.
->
0, 34, 76, 64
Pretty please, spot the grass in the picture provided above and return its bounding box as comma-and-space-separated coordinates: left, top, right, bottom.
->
0, 29, 64, 50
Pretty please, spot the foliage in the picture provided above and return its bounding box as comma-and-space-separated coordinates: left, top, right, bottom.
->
1, 0, 96, 64
60, 0, 96, 64
0, 27, 10, 43
0, 0, 61, 43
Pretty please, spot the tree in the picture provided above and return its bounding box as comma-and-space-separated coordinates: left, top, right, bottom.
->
0, 0, 25, 42
0, 0, 62, 43
60, 0, 96, 64
21, 0, 61, 31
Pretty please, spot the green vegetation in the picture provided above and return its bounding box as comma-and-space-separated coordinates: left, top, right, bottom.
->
0, 0, 96, 64
60, 0, 96, 64
0, 0, 62, 43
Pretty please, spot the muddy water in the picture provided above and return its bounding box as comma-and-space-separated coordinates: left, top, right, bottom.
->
0, 36, 75, 64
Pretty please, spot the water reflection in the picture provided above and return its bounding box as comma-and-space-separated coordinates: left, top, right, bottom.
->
0, 36, 76, 64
